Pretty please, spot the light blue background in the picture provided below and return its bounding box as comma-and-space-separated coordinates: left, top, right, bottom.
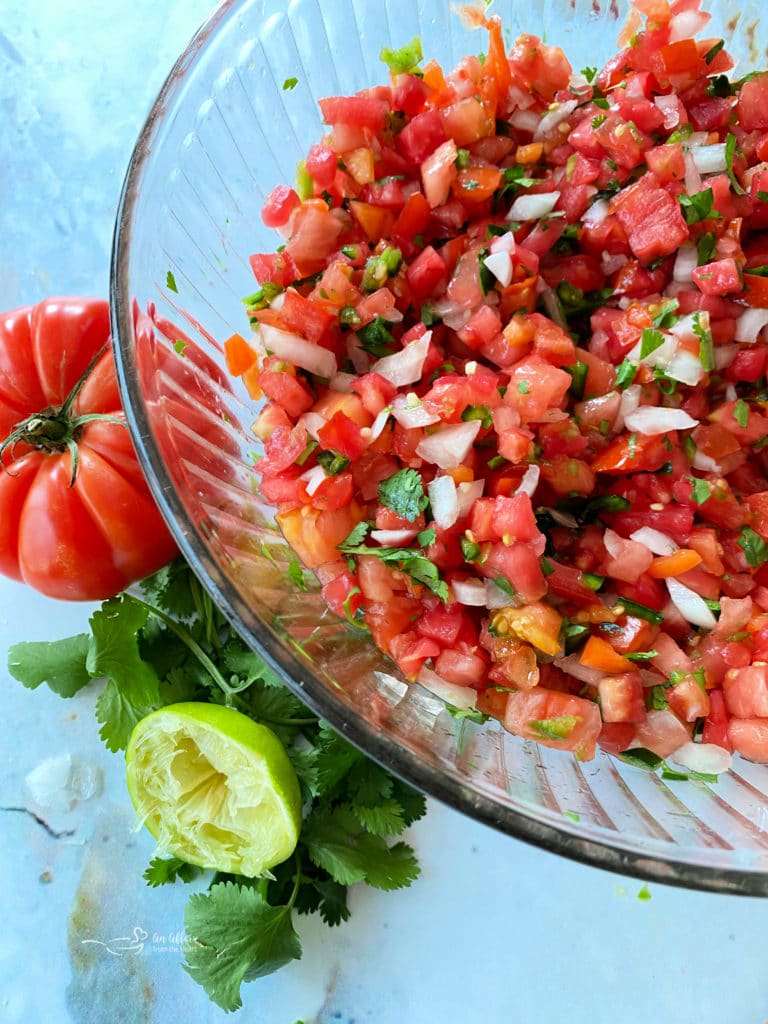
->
1, 3, 768, 1021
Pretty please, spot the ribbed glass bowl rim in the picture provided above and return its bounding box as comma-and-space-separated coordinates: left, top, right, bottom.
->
110, 0, 768, 897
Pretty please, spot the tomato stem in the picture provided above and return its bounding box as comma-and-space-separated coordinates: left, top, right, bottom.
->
0, 344, 127, 485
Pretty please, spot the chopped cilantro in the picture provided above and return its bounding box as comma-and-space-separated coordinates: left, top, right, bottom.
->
625, 650, 659, 662
690, 477, 712, 505
460, 536, 481, 563
652, 298, 680, 329
639, 327, 665, 359
615, 359, 638, 390
679, 187, 718, 226
724, 133, 746, 195
166, 270, 178, 293
692, 312, 715, 372
283, 76, 298, 90
738, 527, 768, 568
377, 468, 428, 523
696, 231, 717, 266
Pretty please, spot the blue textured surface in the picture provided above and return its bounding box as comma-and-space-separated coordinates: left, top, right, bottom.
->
2, 3, 768, 1022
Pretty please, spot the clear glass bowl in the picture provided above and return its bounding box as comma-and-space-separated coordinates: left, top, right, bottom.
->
111, 0, 768, 894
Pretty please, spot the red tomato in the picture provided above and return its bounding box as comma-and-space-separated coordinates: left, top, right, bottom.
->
0, 298, 177, 599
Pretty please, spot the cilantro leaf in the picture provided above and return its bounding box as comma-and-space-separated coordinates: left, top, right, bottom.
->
312, 879, 350, 927
303, 806, 420, 890
679, 187, 718, 225
144, 856, 204, 887
378, 467, 429, 522
7, 634, 91, 697
184, 882, 302, 1012
282, 76, 298, 90
288, 557, 308, 591
639, 327, 665, 359
690, 477, 712, 505
95, 677, 149, 752
738, 527, 768, 568
166, 270, 178, 293
350, 797, 406, 836
725, 133, 746, 195
87, 596, 161, 706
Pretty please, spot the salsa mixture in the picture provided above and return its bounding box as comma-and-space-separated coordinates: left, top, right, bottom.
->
226, 0, 768, 774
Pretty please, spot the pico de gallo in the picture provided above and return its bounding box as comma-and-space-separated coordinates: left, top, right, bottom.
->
226, 0, 768, 775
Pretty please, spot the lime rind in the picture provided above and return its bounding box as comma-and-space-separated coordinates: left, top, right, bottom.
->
126, 703, 302, 878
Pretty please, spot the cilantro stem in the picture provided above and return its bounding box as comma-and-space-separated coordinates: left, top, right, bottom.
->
126, 594, 236, 701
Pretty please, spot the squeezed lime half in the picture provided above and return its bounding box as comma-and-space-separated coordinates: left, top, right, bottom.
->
125, 702, 302, 877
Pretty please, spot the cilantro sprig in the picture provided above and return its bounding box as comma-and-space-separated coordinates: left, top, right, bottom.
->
7, 558, 425, 1011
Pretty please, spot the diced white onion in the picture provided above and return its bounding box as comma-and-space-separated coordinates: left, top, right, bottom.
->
390, 393, 440, 428
451, 578, 488, 607
693, 451, 722, 473
371, 330, 431, 387
667, 577, 718, 630
369, 528, 417, 546
514, 464, 541, 498
582, 198, 610, 226
736, 307, 768, 344
628, 332, 680, 368
714, 344, 738, 371
546, 507, 579, 529
416, 420, 482, 469
269, 291, 286, 310
683, 152, 702, 197
260, 323, 338, 379
508, 83, 536, 110
654, 94, 681, 130
615, 383, 642, 432
664, 349, 706, 386
346, 331, 371, 373
417, 666, 478, 711
724, 383, 738, 402
432, 297, 472, 330
483, 250, 513, 287
456, 479, 485, 518
669, 8, 711, 41
534, 100, 578, 140
298, 411, 327, 442
603, 528, 625, 559
329, 372, 356, 393
690, 143, 727, 174
629, 527, 677, 555
485, 580, 515, 609
601, 252, 627, 275
623, 406, 699, 434
539, 283, 569, 330
673, 242, 698, 283
508, 109, 540, 134
490, 230, 516, 255
369, 406, 391, 441
506, 191, 561, 222
554, 654, 606, 686
299, 464, 327, 496
668, 741, 733, 776
428, 474, 460, 530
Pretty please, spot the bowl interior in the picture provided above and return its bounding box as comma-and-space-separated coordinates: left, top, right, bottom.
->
112, 0, 768, 893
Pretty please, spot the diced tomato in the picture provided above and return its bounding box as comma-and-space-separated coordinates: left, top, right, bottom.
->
504, 689, 602, 760
262, 185, 301, 228
319, 94, 389, 130
611, 176, 690, 265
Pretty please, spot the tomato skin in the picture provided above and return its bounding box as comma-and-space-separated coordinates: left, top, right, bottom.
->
0, 298, 178, 600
